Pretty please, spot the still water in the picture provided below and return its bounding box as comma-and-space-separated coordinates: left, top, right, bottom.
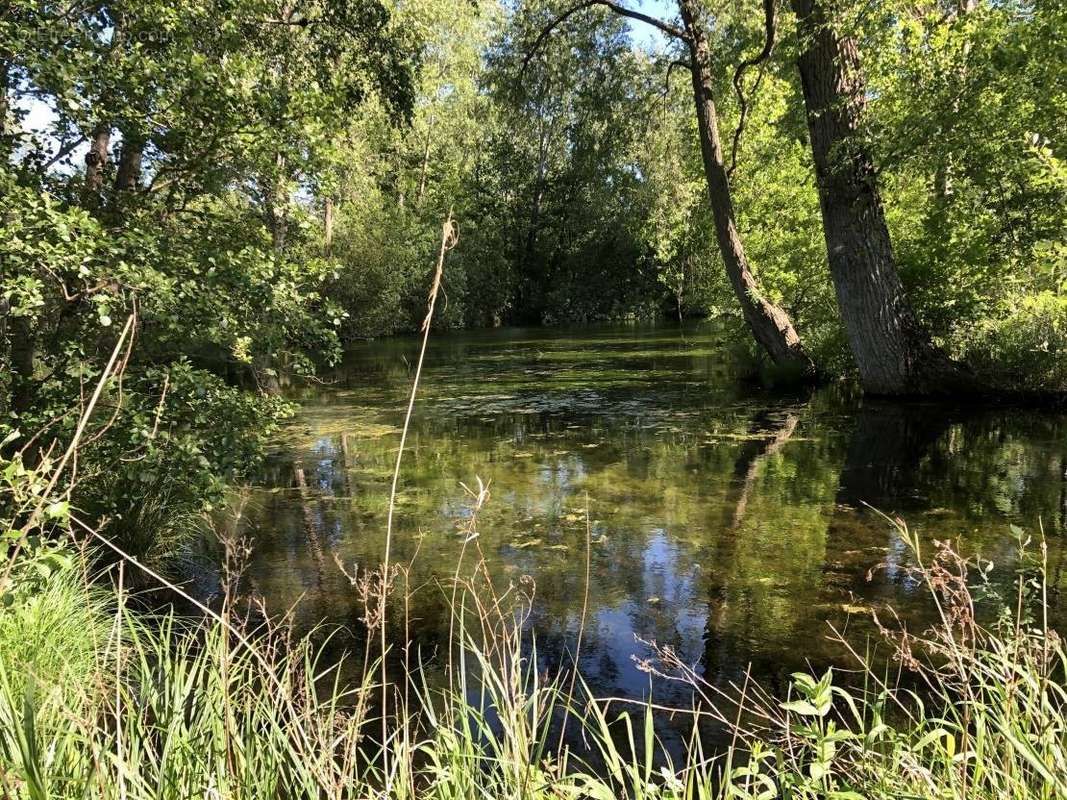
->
233, 322, 1067, 739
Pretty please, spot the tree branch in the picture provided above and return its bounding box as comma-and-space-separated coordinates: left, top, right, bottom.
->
728, 0, 777, 178
41, 135, 86, 171
663, 58, 692, 98
522, 0, 686, 76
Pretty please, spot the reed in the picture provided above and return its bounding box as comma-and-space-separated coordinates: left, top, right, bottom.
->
1, 512, 1065, 799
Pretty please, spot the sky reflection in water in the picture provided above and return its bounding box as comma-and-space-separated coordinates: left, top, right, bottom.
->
231, 322, 1067, 747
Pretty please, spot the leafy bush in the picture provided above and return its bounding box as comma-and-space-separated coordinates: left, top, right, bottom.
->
955, 291, 1067, 391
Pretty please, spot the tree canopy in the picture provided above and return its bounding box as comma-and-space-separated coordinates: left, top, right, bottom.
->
2, 0, 1065, 551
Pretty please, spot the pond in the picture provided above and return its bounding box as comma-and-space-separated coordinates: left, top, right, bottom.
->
229, 322, 1067, 749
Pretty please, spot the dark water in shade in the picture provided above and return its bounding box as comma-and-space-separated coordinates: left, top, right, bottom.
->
228, 322, 1067, 749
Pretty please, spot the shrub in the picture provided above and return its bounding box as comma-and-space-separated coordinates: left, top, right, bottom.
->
956, 291, 1067, 392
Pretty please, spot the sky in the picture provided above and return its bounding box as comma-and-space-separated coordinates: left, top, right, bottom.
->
625, 0, 676, 51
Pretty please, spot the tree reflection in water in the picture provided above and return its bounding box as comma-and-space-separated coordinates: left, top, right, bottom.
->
218, 324, 1067, 758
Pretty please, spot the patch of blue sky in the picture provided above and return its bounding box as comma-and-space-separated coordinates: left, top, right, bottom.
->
625, 0, 677, 52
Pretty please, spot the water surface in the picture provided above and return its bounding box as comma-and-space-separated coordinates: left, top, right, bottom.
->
233, 323, 1067, 741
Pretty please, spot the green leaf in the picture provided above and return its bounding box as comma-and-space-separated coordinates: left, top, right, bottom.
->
781, 700, 821, 716
45, 501, 69, 519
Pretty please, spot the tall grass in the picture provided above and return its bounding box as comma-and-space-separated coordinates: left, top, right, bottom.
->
1, 517, 1065, 799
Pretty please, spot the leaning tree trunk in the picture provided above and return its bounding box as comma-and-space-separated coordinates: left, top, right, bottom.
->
791, 0, 974, 396
678, 0, 814, 377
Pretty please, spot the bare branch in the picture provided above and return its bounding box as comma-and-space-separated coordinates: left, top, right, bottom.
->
522, 0, 687, 76
663, 58, 692, 99
41, 135, 86, 171
728, 0, 777, 178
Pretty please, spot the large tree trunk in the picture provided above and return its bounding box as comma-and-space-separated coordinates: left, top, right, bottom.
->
791, 0, 974, 396
678, 0, 815, 377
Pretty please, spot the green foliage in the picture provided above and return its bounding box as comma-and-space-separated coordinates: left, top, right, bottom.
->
0, 441, 76, 606
857, 0, 1067, 368
317, 1, 682, 333
0, 175, 309, 559
1, 0, 420, 554
472, 3, 666, 324
957, 290, 1067, 391
6, 0, 1066, 399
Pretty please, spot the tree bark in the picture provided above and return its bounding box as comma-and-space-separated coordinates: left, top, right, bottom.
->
83, 125, 112, 202
114, 133, 144, 192
791, 0, 975, 395
678, 0, 815, 377
9, 315, 35, 414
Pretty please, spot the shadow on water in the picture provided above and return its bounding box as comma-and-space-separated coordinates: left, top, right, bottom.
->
208, 322, 1067, 762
